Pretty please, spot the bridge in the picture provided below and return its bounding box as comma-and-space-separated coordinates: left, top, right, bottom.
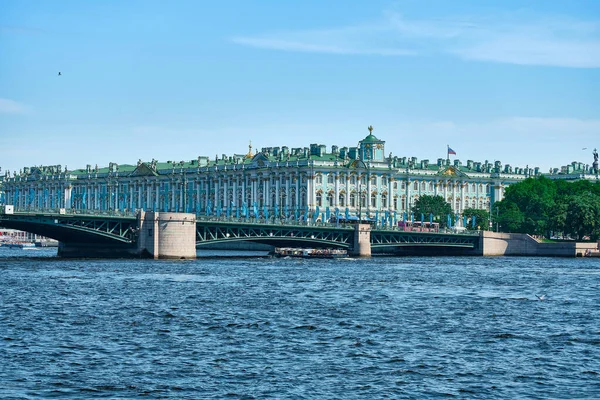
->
0, 209, 481, 258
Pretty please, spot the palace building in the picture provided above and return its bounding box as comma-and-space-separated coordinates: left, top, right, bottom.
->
1, 127, 598, 222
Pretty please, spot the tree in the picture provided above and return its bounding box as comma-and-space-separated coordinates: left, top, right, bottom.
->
462, 208, 490, 230
411, 195, 452, 227
495, 201, 524, 232
500, 177, 556, 235
564, 192, 600, 240
548, 197, 568, 236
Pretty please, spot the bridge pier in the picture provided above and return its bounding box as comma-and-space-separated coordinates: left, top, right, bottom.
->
137, 211, 196, 259
351, 223, 372, 257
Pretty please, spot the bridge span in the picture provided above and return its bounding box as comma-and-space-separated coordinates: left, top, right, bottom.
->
0, 209, 481, 258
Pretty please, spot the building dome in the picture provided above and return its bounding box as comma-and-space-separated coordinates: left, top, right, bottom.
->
362, 133, 380, 143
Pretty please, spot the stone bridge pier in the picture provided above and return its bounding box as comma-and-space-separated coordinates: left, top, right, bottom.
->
137, 211, 197, 259
350, 223, 372, 257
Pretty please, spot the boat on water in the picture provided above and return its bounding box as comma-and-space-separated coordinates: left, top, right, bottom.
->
273, 247, 348, 259
584, 249, 600, 257
3, 242, 36, 249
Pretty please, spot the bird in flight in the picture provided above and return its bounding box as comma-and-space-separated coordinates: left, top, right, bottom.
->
535, 294, 546, 301
583, 147, 588, 150
58, 72, 62, 76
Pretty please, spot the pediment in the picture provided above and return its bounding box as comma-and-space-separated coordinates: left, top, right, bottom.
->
438, 166, 467, 177
130, 163, 158, 177
346, 159, 367, 169
26, 167, 43, 180
251, 153, 270, 167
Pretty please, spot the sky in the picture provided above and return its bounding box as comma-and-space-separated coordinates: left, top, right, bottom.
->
1, 0, 599, 175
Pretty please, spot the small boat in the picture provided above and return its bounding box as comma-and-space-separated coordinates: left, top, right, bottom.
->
584, 249, 600, 257
273, 247, 348, 259
5, 242, 36, 249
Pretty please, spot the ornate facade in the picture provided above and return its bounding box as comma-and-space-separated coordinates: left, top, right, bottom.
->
2, 129, 598, 222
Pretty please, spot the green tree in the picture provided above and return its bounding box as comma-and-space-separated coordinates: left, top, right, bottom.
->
462, 208, 490, 230
564, 192, 600, 240
500, 177, 556, 235
495, 201, 525, 232
411, 195, 452, 227
548, 197, 568, 236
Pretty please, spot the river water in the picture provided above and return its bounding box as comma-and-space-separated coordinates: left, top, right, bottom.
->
1, 248, 599, 399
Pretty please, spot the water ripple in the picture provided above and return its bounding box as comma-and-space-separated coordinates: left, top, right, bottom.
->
0, 249, 599, 398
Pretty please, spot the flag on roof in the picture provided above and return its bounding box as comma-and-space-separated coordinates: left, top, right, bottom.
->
447, 146, 457, 156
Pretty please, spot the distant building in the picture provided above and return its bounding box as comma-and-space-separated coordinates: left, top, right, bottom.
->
1, 129, 598, 219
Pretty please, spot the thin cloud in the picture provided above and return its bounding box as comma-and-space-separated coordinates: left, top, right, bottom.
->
0, 98, 28, 114
232, 11, 600, 68
232, 24, 415, 56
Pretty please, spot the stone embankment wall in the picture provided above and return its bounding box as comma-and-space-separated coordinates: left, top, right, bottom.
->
481, 231, 598, 257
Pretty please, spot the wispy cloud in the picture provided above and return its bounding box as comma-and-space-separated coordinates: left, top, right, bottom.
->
232, 24, 415, 56
0, 98, 28, 114
232, 11, 600, 68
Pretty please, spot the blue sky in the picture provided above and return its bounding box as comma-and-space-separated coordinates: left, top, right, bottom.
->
1, 0, 599, 175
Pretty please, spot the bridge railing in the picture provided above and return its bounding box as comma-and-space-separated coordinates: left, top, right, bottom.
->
8, 207, 137, 218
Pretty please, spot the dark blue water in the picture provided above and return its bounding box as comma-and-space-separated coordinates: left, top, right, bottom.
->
1, 248, 599, 399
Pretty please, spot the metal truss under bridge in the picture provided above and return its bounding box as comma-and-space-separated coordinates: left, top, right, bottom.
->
370, 229, 479, 249
0, 211, 138, 244
196, 220, 354, 249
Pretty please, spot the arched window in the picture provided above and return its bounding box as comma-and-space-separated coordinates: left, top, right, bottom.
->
328, 174, 334, 184
327, 191, 334, 206
350, 175, 356, 185
429, 182, 434, 192
382, 194, 388, 208
316, 174, 322, 184
413, 181, 418, 190
371, 193, 377, 208
371, 175, 377, 185
338, 193, 345, 207
316, 192, 323, 207
350, 192, 356, 207
421, 182, 426, 191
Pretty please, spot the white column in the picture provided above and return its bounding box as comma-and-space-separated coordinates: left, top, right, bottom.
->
334, 174, 339, 207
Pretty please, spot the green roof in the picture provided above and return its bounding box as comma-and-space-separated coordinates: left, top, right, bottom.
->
361, 133, 381, 143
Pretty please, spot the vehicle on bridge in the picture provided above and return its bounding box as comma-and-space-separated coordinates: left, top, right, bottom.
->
397, 221, 440, 233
